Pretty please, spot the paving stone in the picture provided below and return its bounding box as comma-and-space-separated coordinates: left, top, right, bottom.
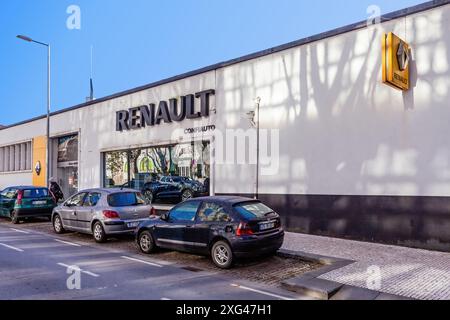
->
375, 293, 415, 300
282, 232, 450, 300
330, 285, 380, 300
282, 277, 343, 300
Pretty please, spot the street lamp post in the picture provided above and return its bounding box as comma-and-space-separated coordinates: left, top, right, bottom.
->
247, 97, 261, 200
255, 97, 261, 200
17, 35, 51, 188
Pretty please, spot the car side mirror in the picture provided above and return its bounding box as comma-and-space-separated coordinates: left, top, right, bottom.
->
161, 213, 169, 221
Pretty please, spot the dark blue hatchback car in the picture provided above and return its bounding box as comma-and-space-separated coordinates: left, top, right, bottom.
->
135, 196, 284, 269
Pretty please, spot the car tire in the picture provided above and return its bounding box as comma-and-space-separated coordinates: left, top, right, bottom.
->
53, 214, 66, 234
92, 222, 107, 243
211, 241, 234, 269
181, 189, 194, 202
10, 211, 20, 224
138, 230, 156, 254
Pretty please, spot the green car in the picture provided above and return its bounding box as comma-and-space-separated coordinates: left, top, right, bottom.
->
0, 186, 56, 224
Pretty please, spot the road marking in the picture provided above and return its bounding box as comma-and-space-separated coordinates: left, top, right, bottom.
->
80, 270, 100, 278
57, 263, 100, 278
54, 239, 82, 247
0, 243, 24, 252
121, 256, 163, 268
10, 228, 30, 234
231, 284, 294, 300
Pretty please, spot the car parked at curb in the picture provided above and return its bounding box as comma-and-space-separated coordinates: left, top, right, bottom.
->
0, 186, 56, 224
141, 176, 209, 203
52, 188, 155, 243
135, 196, 284, 269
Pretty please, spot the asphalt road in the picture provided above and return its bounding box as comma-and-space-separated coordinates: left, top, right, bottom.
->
0, 223, 311, 300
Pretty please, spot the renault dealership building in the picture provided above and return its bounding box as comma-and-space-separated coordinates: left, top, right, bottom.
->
1, 1, 450, 251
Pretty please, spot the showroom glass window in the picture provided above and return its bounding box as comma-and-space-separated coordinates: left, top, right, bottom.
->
104, 151, 129, 188
103, 141, 210, 205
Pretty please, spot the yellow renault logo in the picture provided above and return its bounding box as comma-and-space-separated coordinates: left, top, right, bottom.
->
382, 32, 411, 91
35, 161, 42, 176
397, 41, 410, 71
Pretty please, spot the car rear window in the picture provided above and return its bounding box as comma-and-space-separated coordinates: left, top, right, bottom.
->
234, 201, 275, 219
23, 188, 49, 199
107, 192, 146, 207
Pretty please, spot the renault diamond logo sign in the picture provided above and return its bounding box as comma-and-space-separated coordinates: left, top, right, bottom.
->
397, 42, 410, 71
382, 32, 411, 91
35, 161, 42, 176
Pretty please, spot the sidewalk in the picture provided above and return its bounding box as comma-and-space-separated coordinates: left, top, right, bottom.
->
282, 232, 450, 300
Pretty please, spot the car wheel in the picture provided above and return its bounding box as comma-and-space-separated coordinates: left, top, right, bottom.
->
93, 222, 107, 243
10, 211, 20, 224
53, 214, 66, 234
144, 190, 154, 203
181, 189, 194, 201
138, 230, 156, 254
211, 241, 234, 269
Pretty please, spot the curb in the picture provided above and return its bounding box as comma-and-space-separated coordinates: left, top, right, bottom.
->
277, 249, 413, 300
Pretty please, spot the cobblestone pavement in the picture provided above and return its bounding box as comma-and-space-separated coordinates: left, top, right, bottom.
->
283, 232, 450, 300
0, 218, 319, 288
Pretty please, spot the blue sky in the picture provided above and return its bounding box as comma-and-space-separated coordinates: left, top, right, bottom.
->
0, 0, 424, 126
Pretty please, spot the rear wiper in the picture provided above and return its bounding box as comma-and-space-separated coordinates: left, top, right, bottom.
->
265, 211, 275, 216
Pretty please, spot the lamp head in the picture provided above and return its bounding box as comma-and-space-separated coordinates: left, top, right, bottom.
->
17, 35, 33, 42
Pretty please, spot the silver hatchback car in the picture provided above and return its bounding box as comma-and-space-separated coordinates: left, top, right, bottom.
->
52, 188, 154, 243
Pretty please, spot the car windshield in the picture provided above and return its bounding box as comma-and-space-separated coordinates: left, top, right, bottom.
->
23, 188, 49, 199
107, 192, 146, 207
234, 201, 275, 219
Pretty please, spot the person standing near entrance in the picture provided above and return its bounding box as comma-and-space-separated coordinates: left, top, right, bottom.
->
49, 177, 64, 204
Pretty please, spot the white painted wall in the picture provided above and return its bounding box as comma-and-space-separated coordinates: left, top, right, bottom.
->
0, 172, 32, 189
1, 4, 450, 198
215, 4, 450, 197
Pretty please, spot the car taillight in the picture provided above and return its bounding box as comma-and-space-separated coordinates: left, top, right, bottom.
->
150, 207, 157, 217
236, 222, 254, 236
16, 190, 23, 205
103, 210, 120, 219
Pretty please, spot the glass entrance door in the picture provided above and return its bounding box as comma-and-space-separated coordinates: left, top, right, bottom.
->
57, 166, 78, 199
54, 134, 79, 199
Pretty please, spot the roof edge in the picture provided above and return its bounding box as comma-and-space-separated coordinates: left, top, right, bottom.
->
2, 0, 449, 131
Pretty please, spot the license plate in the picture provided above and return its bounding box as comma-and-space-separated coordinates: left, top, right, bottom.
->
127, 222, 140, 228
260, 222, 275, 231
33, 201, 47, 206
